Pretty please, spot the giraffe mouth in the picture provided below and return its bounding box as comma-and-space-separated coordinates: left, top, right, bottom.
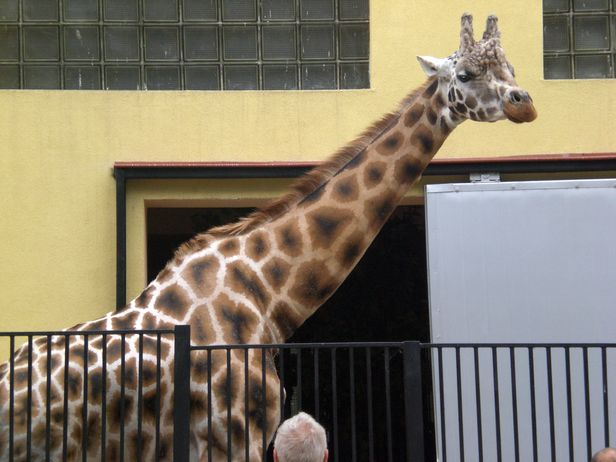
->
503, 100, 537, 124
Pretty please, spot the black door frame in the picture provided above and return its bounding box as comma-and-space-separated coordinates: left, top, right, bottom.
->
113, 154, 616, 308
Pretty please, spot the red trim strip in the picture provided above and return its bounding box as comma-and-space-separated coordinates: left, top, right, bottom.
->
114, 153, 616, 170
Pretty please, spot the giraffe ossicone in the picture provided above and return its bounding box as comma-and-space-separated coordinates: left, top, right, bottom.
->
0, 13, 536, 461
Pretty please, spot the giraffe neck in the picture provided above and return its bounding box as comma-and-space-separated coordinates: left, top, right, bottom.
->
131, 77, 462, 346
261, 77, 463, 341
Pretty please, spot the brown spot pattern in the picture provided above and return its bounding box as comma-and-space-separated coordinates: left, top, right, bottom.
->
306, 207, 353, 249
219, 238, 240, 257
332, 175, 359, 202
433, 93, 445, 109
410, 124, 435, 155
338, 231, 366, 269
376, 130, 404, 155
135, 285, 155, 308
270, 301, 304, 340
191, 308, 217, 344
156, 284, 191, 319
225, 261, 270, 308
289, 260, 338, 310
262, 257, 291, 293
112, 310, 139, 330
404, 103, 425, 127
423, 79, 438, 97
394, 156, 423, 184
275, 220, 303, 257
365, 190, 397, 230
213, 293, 259, 344
213, 364, 241, 411
426, 107, 438, 125
363, 161, 387, 189
246, 231, 270, 262
466, 95, 478, 109
182, 255, 220, 298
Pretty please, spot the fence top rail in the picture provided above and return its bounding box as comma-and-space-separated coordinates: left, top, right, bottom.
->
191, 341, 409, 351
0, 329, 175, 336
422, 342, 616, 348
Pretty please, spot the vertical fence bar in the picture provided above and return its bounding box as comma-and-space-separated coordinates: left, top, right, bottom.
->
602, 347, 609, 448
331, 348, 339, 462
384, 347, 393, 462
383, 347, 393, 462
438, 346, 447, 462
154, 334, 162, 461
45, 336, 52, 462
82, 334, 89, 462
173, 325, 191, 462
101, 334, 108, 462
402, 342, 424, 462
206, 348, 212, 462
226, 348, 232, 460
314, 348, 320, 420
137, 333, 144, 462
279, 349, 285, 422
366, 347, 374, 462
473, 347, 483, 462
455, 346, 465, 462
528, 347, 538, 462
297, 349, 302, 410
491, 347, 502, 462
26, 335, 33, 461
120, 334, 126, 462
62, 335, 70, 462
546, 348, 556, 462
583, 347, 592, 461
244, 348, 250, 462
261, 348, 268, 461
510, 347, 520, 462
565, 347, 574, 462
350, 348, 357, 462
9, 336, 15, 462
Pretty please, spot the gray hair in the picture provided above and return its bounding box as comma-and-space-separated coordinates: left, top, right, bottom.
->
592, 447, 616, 462
274, 412, 327, 462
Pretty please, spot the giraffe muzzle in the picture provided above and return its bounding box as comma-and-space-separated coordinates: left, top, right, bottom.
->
503, 89, 537, 123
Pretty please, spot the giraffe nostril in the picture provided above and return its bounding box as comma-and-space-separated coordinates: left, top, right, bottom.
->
509, 90, 530, 104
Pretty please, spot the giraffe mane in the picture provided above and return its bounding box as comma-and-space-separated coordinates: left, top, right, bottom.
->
177, 78, 434, 255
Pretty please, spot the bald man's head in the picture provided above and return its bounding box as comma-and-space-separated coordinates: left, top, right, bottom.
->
592, 447, 616, 462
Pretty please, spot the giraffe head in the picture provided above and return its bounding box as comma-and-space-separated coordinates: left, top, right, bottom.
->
417, 13, 537, 124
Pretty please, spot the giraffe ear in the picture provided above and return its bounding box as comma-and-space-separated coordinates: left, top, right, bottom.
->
417, 56, 450, 77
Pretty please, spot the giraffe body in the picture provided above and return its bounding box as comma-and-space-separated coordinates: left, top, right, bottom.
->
0, 14, 536, 461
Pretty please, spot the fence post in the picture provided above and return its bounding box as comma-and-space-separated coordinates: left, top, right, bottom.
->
403, 341, 425, 462
173, 324, 191, 462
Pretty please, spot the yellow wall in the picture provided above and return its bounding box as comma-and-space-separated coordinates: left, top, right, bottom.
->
1, 0, 615, 336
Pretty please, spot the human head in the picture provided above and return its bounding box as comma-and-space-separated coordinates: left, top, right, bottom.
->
592, 447, 616, 462
273, 412, 328, 462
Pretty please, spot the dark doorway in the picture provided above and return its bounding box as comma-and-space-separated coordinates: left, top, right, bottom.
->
146, 205, 430, 342
146, 204, 435, 461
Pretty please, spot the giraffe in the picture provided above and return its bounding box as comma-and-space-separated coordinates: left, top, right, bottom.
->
0, 13, 536, 462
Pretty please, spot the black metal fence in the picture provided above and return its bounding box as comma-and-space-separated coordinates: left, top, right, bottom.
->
1, 326, 615, 462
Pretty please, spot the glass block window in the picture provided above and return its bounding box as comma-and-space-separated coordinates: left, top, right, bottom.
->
0, 0, 369, 90
543, 0, 616, 78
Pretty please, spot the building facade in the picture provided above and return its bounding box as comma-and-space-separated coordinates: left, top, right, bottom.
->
1, 0, 615, 337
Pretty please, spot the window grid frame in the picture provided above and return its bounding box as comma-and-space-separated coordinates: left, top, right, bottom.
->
0, 0, 370, 90
543, 0, 616, 79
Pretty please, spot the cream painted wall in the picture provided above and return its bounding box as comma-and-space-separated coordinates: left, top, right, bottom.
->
1, 0, 615, 337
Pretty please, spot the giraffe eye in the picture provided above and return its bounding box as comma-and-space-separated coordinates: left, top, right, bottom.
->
457, 73, 472, 83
